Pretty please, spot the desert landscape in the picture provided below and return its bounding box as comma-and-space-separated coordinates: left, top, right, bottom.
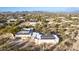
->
0, 7, 79, 51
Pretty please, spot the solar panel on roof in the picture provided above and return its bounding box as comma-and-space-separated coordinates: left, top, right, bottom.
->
41, 35, 56, 40
16, 30, 32, 35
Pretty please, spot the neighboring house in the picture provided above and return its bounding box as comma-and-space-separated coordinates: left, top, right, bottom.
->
46, 18, 54, 22
18, 16, 25, 22
58, 17, 66, 19
18, 22, 30, 27
0, 20, 7, 27
71, 17, 79, 19
15, 28, 33, 39
19, 16, 24, 19
28, 19, 38, 26
0, 23, 4, 27
7, 19, 17, 23
19, 19, 25, 22
48, 22, 53, 25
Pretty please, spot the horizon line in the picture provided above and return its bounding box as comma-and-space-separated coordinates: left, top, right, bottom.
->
0, 7, 79, 13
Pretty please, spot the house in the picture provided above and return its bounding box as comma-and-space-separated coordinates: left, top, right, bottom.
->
58, 17, 66, 19
71, 17, 79, 19
28, 19, 38, 26
39, 34, 59, 44
18, 22, 30, 27
0, 20, 7, 27
18, 16, 25, 22
15, 28, 33, 39
7, 18, 17, 23
46, 18, 54, 22
32, 31, 59, 44
19, 16, 24, 19
15, 28, 59, 44
19, 19, 25, 22
0, 23, 4, 27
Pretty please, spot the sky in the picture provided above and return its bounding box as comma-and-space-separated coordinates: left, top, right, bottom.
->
0, 7, 79, 12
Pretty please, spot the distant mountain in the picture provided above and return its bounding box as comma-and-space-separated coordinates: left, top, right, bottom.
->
0, 7, 79, 13
1, 10, 79, 14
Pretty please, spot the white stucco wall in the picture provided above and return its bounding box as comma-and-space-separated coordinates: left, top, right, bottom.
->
38, 40, 57, 44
